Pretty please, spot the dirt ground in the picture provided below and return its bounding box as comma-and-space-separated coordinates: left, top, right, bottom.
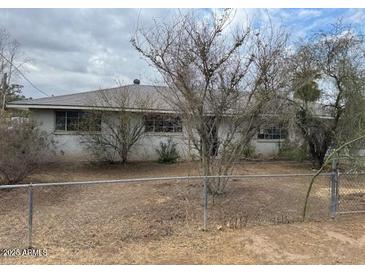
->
0, 161, 364, 264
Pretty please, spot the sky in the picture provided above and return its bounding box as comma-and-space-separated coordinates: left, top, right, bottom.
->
0, 8, 365, 99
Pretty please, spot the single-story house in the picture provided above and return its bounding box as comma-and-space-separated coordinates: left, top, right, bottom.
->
6, 81, 309, 162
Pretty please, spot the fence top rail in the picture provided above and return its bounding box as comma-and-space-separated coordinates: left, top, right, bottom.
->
0, 172, 341, 189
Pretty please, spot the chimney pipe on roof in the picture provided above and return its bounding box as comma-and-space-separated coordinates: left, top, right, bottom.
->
133, 79, 140, 85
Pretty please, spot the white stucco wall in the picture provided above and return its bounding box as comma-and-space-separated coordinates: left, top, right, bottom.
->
218, 117, 284, 159
29, 109, 285, 162
29, 109, 194, 162
129, 133, 192, 161
30, 109, 94, 161
251, 139, 282, 157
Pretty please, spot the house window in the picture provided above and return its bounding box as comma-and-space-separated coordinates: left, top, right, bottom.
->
55, 110, 101, 132
257, 126, 287, 140
144, 114, 182, 133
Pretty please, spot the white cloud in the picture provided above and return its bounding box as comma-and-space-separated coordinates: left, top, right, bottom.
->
0, 8, 364, 99
0, 8, 165, 98
297, 9, 322, 18
23, 63, 39, 72
345, 9, 365, 25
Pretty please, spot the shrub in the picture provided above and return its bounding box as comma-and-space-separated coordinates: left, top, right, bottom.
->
278, 141, 308, 162
0, 117, 54, 184
156, 139, 179, 164
241, 144, 256, 159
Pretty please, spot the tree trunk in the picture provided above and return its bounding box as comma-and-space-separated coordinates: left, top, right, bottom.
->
121, 145, 128, 165
308, 138, 329, 168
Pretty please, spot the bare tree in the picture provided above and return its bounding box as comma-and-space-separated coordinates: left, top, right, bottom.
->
0, 28, 25, 116
132, 9, 288, 194
81, 86, 155, 164
288, 21, 365, 168
0, 115, 54, 184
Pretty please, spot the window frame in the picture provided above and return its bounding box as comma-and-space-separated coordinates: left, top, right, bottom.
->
55, 110, 101, 133
257, 125, 288, 141
144, 114, 183, 133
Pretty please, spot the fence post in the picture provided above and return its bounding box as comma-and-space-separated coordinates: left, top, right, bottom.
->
28, 183, 34, 248
203, 176, 208, 231
330, 158, 339, 218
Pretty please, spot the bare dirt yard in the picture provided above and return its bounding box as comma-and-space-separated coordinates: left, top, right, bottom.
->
0, 161, 364, 264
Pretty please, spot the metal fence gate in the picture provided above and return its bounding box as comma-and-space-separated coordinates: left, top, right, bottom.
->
338, 173, 365, 214
331, 159, 365, 215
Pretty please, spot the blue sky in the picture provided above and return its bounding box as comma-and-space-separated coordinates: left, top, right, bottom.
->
0, 8, 364, 99
243, 9, 365, 40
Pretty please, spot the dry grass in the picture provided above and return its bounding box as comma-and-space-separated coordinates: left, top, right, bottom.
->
0, 161, 364, 264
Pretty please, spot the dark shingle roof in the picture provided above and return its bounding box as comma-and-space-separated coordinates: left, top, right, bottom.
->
7, 84, 333, 118
7, 84, 174, 112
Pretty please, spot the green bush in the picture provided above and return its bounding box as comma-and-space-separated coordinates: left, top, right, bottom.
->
278, 141, 308, 162
0, 117, 54, 184
241, 144, 256, 159
156, 139, 180, 164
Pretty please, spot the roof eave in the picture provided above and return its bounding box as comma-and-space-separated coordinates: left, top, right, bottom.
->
6, 103, 178, 114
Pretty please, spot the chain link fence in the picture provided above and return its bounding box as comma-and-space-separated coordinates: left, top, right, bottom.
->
0, 172, 338, 253
331, 155, 365, 215
338, 173, 365, 214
